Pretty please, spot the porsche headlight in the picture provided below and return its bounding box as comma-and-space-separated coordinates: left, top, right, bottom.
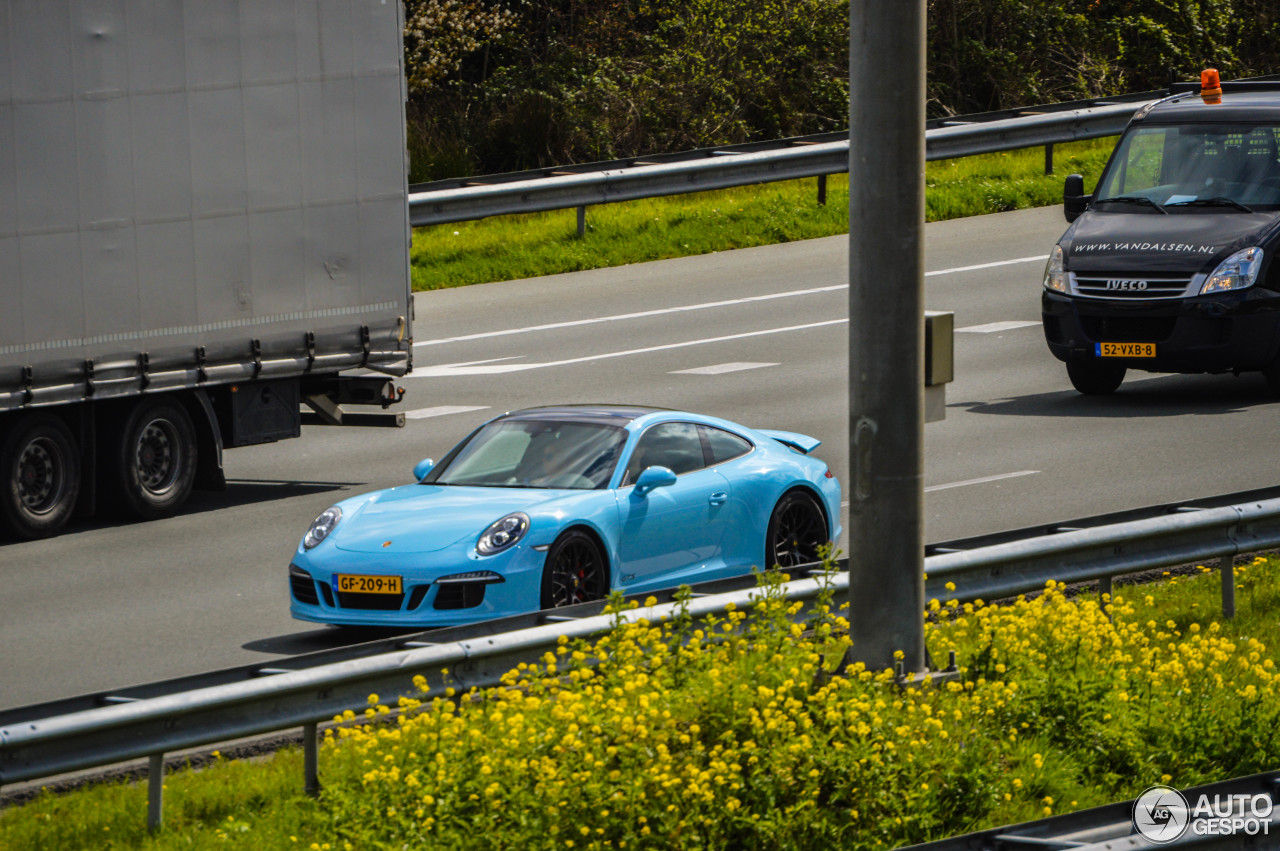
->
477, 512, 529, 556
1200, 247, 1264, 295
303, 506, 342, 549
1043, 244, 1068, 293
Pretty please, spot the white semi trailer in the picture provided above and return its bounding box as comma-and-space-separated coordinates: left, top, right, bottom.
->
0, 0, 413, 539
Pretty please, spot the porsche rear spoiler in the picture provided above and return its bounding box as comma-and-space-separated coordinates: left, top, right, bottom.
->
757, 429, 821, 454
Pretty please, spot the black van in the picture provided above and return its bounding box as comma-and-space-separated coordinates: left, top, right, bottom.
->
1043, 71, 1280, 394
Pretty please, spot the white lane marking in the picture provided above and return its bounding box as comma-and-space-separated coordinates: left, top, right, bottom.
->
404, 405, 491, 420
924, 255, 1045, 277
671, 362, 779, 375
924, 470, 1039, 492
413, 284, 845, 348
413, 255, 1046, 348
957, 320, 1041, 334
411, 319, 846, 377
838, 469, 1041, 507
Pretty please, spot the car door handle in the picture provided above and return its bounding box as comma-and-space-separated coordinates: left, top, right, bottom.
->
708, 492, 728, 506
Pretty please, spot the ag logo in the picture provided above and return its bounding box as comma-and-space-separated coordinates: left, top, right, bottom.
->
1133, 785, 1190, 843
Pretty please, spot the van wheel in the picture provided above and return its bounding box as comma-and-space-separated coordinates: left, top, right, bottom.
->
106, 398, 198, 520
1067, 361, 1126, 395
0, 414, 81, 539
1262, 359, 1280, 397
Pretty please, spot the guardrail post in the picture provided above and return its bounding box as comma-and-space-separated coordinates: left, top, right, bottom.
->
1220, 555, 1236, 619
576, 205, 586, 238
817, 174, 828, 206
1044, 143, 1055, 175
147, 753, 163, 832
304, 722, 321, 797
1098, 575, 1113, 620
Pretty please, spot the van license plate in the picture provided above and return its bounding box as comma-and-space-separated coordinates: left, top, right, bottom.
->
334, 574, 403, 595
1097, 342, 1155, 358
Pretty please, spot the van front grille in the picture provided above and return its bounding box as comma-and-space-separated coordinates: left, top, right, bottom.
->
1072, 273, 1193, 300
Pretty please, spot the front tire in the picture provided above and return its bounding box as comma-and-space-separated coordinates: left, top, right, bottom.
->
1067, 361, 1126, 395
1262, 357, 1280, 398
0, 414, 81, 540
765, 490, 827, 571
106, 398, 197, 520
540, 529, 609, 609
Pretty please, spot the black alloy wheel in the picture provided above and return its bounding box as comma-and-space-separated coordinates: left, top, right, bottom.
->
765, 490, 827, 571
0, 414, 81, 539
1066, 361, 1126, 395
541, 530, 609, 609
107, 398, 198, 520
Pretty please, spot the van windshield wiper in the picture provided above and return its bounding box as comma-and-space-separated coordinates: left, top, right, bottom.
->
1165, 196, 1255, 213
1093, 195, 1168, 214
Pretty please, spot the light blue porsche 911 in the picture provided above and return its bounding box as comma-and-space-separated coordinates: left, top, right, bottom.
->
289, 405, 841, 627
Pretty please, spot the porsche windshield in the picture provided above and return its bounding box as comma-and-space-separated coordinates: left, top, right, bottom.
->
424, 420, 626, 489
1094, 123, 1280, 211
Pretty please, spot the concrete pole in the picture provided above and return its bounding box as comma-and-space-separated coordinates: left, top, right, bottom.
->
846, 0, 926, 674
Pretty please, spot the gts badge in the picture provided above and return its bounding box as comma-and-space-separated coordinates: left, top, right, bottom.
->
1106, 279, 1148, 291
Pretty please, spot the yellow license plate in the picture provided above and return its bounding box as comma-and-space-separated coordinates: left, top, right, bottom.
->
1097, 342, 1156, 358
335, 574, 402, 595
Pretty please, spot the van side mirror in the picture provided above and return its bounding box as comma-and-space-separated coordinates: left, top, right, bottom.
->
1064, 173, 1089, 222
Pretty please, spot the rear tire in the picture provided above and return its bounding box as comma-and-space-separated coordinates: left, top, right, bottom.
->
540, 530, 609, 609
765, 490, 827, 571
1067, 361, 1126, 395
0, 414, 81, 540
105, 398, 197, 521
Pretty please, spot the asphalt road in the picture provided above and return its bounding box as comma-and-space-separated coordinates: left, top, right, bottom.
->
4, 204, 1279, 710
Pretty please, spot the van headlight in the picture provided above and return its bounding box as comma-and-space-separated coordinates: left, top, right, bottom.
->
1043, 244, 1068, 293
1200, 247, 1264, 295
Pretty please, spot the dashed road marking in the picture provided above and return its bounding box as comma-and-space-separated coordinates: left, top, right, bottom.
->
404, 405, 491, 420
671, 362, 779, 375
924, 470, 1039, 492
957, 320, 1041, 334
840, 470, 1040, 506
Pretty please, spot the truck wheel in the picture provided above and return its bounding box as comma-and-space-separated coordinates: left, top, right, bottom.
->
0, 414, 81, 539
1066, 361, 1126, 395
107, 398, 197, 520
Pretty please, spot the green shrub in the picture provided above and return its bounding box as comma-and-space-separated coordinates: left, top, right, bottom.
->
402, 0, 1280, 177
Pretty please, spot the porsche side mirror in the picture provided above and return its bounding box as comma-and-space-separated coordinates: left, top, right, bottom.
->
412, 458, 434, 482
1064, 173, 1090, 222
633, 466, 677, 496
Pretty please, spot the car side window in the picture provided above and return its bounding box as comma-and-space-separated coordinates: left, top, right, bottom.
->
623, 422, 706, 485
700, 425, 752, 464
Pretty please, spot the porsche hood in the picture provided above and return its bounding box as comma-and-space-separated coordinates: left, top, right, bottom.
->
332, 485, 564, 554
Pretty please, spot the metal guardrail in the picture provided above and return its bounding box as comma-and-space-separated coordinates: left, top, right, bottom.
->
897, 770, 1280, 850
407, 75, 1280, 230
6, 485, 1280, 829
406, 101, 1144, 227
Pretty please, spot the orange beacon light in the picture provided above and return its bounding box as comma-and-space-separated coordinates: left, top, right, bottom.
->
1201, 68, 1222, 103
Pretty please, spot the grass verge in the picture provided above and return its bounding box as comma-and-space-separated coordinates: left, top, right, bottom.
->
3, 555, 1277, 850
410, 138, 1114, 290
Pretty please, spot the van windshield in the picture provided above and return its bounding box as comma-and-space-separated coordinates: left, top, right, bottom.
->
1094, 124, 1280, 211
